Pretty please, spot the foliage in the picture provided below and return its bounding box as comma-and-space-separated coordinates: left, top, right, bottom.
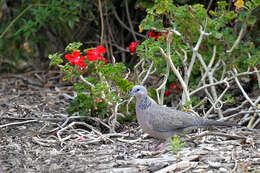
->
49, 42, 133, 118
0, 1, 98, 71
166, 135, 186, 154
136, 0, 260, 106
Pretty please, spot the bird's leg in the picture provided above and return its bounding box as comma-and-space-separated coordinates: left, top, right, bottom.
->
150, 139, 169, 151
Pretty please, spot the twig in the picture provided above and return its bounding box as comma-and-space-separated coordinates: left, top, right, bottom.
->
184, 131, 246, 142
220, 110, 260, 122
0, 119, 38, 128
190, 79, 227, 96
0, 5, 33, 39
231, 160, 238, 173
141, 60, 154, 84
112, 5, 145, 38
125, 0, 137, 41
117, 137, 142, 144
98, 0, 104, 45
232, 68, 257, 108
134, 58, 144, 83
227, 9, 252, 53
248, 53, 260, 89
159, 32, 190, 104
156, 63, 170, 105
205, 79, 230, 117
155, 161, 197, 173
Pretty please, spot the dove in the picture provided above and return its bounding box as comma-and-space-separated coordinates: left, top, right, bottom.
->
129, 85, 238, 140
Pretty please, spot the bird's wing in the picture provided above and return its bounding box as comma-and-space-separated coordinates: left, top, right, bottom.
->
146, 104, 199, 132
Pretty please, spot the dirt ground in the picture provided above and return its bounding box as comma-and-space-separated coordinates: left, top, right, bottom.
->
0, 72, 260, 173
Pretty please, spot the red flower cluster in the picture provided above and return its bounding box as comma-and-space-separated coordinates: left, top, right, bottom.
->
86, 46, 106, 61
126, 40, 140, 54
126, 30, 169, 55
148, 30, 162, 39
148, 30, 168, 39
165, 90, 172, 97
169, 82, 179, 90
65, 51, 86, 69
165, 82, 181, 97
65, 46, 108, 70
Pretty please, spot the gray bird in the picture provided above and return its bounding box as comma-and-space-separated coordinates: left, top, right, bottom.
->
129, 85, 237, 140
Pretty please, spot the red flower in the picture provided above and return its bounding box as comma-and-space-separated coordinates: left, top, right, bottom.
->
126, 40, 140, 54
170, 82, 179, 90
65, 51, 86, 70
148, 30, 157, 38
86, 46, 106, 62
148, 30, 168, 40
251, 75, 257, 81
148, 30, 163, 39
165, 90, 172, 97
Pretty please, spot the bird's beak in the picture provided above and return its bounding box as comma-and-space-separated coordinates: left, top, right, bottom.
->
128, 91, 134, 97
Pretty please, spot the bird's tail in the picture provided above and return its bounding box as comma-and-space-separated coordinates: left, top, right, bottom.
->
199, 118, 239, 127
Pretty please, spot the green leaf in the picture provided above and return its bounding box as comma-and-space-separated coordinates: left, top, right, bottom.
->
212, 31, 223, 39
65, 42, 83, 52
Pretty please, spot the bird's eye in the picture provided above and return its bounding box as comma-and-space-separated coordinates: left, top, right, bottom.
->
136, 89, 140, 92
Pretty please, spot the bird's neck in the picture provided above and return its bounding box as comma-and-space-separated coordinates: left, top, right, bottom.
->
138, 96, 151, 110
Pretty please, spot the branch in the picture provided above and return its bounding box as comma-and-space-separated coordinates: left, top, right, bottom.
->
227, 9, 253, 53
159, 32, 190, 104
79, 75, 95, 87
0, 119, 38, 128
156, 63, 170, 105
125, 0, 137, 41
98, 0, 104, 45
112, 6, 145, 38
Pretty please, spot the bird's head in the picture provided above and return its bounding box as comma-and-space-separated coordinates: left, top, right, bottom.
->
128, 85, 147, 97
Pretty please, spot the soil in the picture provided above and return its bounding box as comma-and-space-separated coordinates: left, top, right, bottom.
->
0, 71, 260, 173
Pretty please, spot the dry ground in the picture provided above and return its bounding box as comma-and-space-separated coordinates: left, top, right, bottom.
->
0, 72, 260, 173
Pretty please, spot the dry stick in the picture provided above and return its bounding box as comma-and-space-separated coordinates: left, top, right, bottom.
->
190, 80, 227, 96
155, 33, 172, 105
227, 9, 253, 53
200, 68, 215, 103
231, 160, 238, 173
233, 68, 257, 109
220, 110, 260, 122
124, 0, 137, 41
233, 68, 260, 128
141, 60, 154, 84
220, 60, 227, 81
109, 100, 128, 133
222, 100, 249, 115
124, 68, 131, 80
184, 131, 246, 142
248, 53, 260, 89
57, 121, 114, 145
252, 118, 260, 129
205, 79, 230, 117
0, 119, 38, 128
98, 0, 104, 45
190, 70, 260, 96
117, 138, 143, 144
134, 58, 144, 83
138, 61, 147, 81
248, 97, 260, 128
184, 25, 211, 104
197, 52, 224, 118
111, 6, 145, 38
159, 32, 190, 104
198, 46, 217, 87
156, 63, 170, 105
155, 161, 197, 173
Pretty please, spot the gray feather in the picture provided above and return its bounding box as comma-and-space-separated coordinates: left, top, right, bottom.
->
129, 85, 238, 140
